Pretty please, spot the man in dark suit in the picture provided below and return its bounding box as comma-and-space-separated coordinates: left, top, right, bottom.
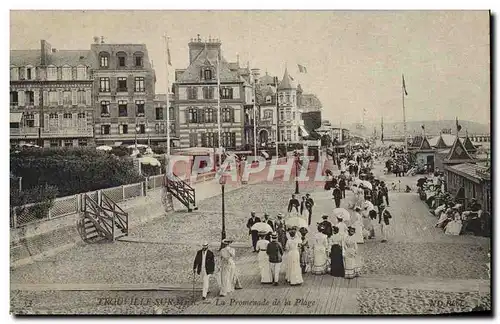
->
266, 233, 284, 286
193, 243, 215, 300
246, 212, 261, 252
287, 194, 300, 213
305, 194, 314, 226
320, 215, 333, 238
332, 185, 342, 208
263, 213, 274, 241
339, 176, 347, 198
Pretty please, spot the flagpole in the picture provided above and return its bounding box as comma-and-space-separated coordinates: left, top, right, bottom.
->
253, 79, 258, 161
217, 52, 222, 165
402, 74, 408, 152
163, 33, 171, 174
275, 76, 279, 157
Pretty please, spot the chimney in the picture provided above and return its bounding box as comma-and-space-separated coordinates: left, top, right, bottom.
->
101, 36, 105, 44
188, 34, 221, 64
93, 36, 100, 44
40, 40, 52, 66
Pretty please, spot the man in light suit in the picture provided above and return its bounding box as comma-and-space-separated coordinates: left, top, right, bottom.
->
193, 242, 215, 300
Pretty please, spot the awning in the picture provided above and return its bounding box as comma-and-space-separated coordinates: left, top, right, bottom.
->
299, 125, 309, 137
10, 112, 22, 123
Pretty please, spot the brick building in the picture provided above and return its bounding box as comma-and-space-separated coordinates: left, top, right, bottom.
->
173, 35, 249, 149
90, 37, 163, 146
10, 40, 94, 147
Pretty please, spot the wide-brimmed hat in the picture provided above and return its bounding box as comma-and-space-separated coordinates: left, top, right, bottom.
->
221, 238, 233, 244
202, 242, 209, 247
264, 213, 270, 217
271, 232, 278, 240
277, 213, 283, 218
322, 215, 329, 219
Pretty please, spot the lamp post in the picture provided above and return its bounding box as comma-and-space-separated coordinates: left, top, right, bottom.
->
135, 125, 140, 150
219, 173, 227, 249
146, 127, 151, 147
295, 151, 300, 194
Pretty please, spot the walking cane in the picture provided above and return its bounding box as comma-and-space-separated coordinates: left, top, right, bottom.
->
192, 269, 196, 304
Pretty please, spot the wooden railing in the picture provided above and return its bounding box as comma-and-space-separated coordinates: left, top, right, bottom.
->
164, 173, 197, 212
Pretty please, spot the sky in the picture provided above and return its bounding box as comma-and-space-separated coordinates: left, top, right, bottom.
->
9, 10, 491, 125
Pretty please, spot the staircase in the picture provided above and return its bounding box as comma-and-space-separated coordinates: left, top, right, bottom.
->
164, 173, 197, 212
77, 192, 129, 243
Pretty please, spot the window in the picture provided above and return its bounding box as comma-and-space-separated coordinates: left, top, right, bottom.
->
279, 93, 284, 103
48, 91, 58, 106
50, 139, 59, 147
99, 53, 109, 68
26, 67, 33, 80
118, 101, 128, 117
155, 107, 163, 120
25, 91, 35, 106
189, 133, 198, 147
101, 101, 110, 116
220, 87, 233, 99
135, 77, 145, 92
101, 125, 110, 135
63, 91, 72, 105
222, 107, 233, 122
10, 91, 18, 106
201, 132, 217, 147
264, 110, 272, 119
286, 130, 292, 140
279, 110, 284, 121
204, 69, 212, 80
285, 109, 291, 120
121, 124, 129, 134
136, 100, 145, 116
100, 78, 110, 92
205, 108, 214, 123
188, 108, 198, 123
117, 77, 127, 92
62, 66, 72, 80
222, 132, 236, 148
169, 107, 174, 120
117, 52, 127, 67
77, 66, 86, 80
24, 113, 35, 127
63, 112, 72, 120
77, 90, 86, 104
203, 87, 214, 99
292, 112, 296, 120
64, 139, 73, 147
10, 67, 19, 81
78, 112, 86, 119
49, 113, 59, 129
47, 66, 57, 80
138, 124, 146, 134
78, 139, 88, 146
265, 95, 272, 103
134, 53, 144, 67
188, 87, 198, 100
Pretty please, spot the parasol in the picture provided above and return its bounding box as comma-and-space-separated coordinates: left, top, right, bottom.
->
96, 145, 112, 151
285, 216, 308, 229
353, 178, 363, 186
127, 144, 149, 149
333, 208, 351, 221
251, 222, 273, 233
349, 160, 356, 164
19, 143, 41, 148
139, 156, 161, 167
361, 181, 373, 190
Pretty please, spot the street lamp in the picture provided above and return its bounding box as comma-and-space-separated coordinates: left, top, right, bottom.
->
146, 127, 151, 147
295, 151, 300, 194
219, 173, 227, 249
135, 125, 140, 150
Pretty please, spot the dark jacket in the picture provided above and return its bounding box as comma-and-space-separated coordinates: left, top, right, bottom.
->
193, 249, 215, 275
339, 179, 346, 190
333, 188, 342, 200
267, 241, 284, 263
305, 197, 314, 210
246, 216, 261, 234
378, 209, 392, 225
265, 219, 275, 231
288, 199, 300, 212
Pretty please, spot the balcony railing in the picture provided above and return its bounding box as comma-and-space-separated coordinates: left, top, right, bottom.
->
10, 127, 39, 136
259, 118, 273, 126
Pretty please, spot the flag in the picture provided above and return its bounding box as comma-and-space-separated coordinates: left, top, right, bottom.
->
402, 74, 408, 96
166, 38, 172, 66
456, 117, 462, 133
381, 117, 384, 142
421, 125, 425, 130
298, 64, 307, 73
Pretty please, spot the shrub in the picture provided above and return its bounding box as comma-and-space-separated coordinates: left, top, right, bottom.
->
11, 185, 58, 224
10, 147, 144, 198
111, 146, 130, 157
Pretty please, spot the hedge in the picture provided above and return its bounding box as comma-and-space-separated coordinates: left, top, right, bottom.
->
10, 147, 144, 199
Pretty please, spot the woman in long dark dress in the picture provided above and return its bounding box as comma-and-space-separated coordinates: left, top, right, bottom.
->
328, 226, 345, 277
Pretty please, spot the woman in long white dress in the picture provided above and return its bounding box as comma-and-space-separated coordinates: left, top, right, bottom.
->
343, 227, 361, 279
256, 233, 273, 284
444, 213, 463, 236
285, 228, 304, 285
219, 239, 242, 296
311, 224, 328, 275
351, 210, 364, 244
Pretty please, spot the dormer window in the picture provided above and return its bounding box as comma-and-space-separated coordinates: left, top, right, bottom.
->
62, 66, 72, 80
265, 95, 272, 103
134, 52, 144, 67
117, 52, 127, 68
99, 52, 110, 68
47, 66, 57, 81
203, 68, 212, 80
26, 66, 33, 80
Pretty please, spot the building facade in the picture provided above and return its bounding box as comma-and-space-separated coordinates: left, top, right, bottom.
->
173, 36, 247, 149
153, 93, 177, 147
253, 71, 279, 145
277, 68, 306, 142
10, 40, 94, 147
90, 37, 163, 146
